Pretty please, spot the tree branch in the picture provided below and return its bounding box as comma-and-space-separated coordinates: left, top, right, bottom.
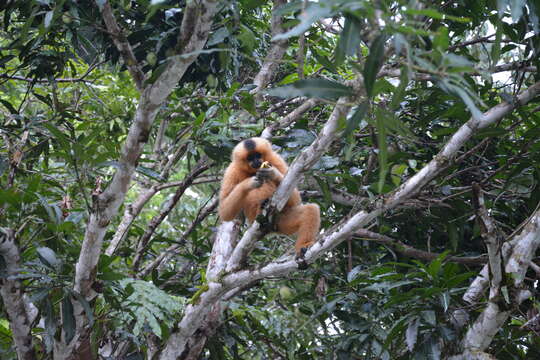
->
251, 0, 288, 96
261, 98, 321, 139
472, 183, 504, 295
138, 198, 219, 278
68, 0, 219, 356
97, 1, 145, 90
132, 160, 210, 273
0, 228, 36, 360
461, 207, 540, 352
354, 229, 486, 265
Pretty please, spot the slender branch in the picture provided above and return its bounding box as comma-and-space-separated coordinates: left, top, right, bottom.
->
296, 0, 308, 79
354, 229, 486, 265
0, 74, 93, 84
0, 60, 104, 84
97, 0, 145, 90
261, 98, 321, 139
106, 52, 198, 258
138, 198, 219, 278
472, 183, 504, 296
447, 34, 496, 50
251, 0, 288, 96
132, 160, 210, 273
378, 61, 537, 81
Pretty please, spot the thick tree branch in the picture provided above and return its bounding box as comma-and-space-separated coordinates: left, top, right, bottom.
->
305, 81, 540, 263
460, 206, 540, 352
161, 76, 540, 360
67, 1, 219, 357
0, 228, 36, 360
251, 0, 288, 96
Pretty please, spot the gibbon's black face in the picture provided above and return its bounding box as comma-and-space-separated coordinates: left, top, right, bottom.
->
244, 139, 263, 169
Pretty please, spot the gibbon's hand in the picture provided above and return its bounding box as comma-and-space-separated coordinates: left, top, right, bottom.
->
250, 174, 265, 189
255, 167, 277, 182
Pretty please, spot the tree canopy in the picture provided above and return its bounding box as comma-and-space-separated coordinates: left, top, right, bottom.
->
1, 0, 540, 359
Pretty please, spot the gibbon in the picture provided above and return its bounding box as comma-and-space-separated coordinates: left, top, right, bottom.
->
219, 137, 320, 259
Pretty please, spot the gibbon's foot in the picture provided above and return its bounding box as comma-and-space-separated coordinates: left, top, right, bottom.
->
258, 199, 278, 232
256, 213, 273, 233
296, 247, 308, 258
295, 247, 309, 270
296, 258, 309, 270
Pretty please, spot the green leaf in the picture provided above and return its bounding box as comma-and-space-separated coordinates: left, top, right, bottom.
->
376, 111, 388, 193
335, 16, 362, 66
510, 0, 525, 21
37, 246, 61, 270
433, 26, 449, 51
44, 299, 55, 352
347, 265, 364, 283
42, 123, 71, 152
315, 177, 331, 203
312, 49, 337, 73
144, 62, 168, 85
266, 78, 353, 100
491, 17, 503, 65
427, 252, 448, 278
207, 27, 229, 47
273, 2, 333, 41
37, 193, 61, 224
274, 0, 304, 16
0, 99, 18, 114
363, 34, 387, 98
62, 295, 76, 343
345, 102, 369, 134
389, 68, 408, 110
437, 80, 483, 120
404, 8, 470, 23
136, 166, 164, 182
237, 25, 256, 52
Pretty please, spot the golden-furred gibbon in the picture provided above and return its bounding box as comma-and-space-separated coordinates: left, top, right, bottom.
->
219, 137, 320, 259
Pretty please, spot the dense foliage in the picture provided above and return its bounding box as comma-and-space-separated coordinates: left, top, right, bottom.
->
1, 0, 540, 359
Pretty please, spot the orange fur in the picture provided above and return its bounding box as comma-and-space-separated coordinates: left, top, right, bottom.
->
218, 138, 320, 257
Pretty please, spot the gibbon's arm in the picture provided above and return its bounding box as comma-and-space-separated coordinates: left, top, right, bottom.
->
265, 154, 302, 207
219, 166, 254, 221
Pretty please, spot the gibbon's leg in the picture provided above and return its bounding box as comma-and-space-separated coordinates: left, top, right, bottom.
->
243, 182, 277, 222
219, 177, 259, 221
277, 203, 320, 256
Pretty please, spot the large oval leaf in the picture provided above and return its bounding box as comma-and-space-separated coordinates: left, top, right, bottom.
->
335, 16, 362, 66
363, 34, 388, 98
272, 2, 333, 41
266, 79, 353, 100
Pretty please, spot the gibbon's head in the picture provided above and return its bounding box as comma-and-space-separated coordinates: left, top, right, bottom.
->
232, 137, 273, 174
